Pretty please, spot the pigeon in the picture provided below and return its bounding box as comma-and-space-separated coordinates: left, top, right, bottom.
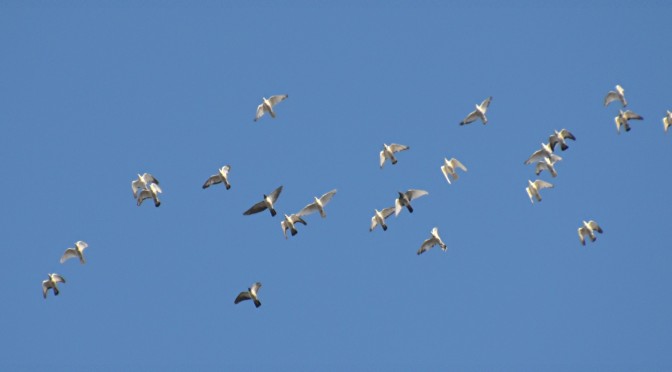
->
394, 189, 429, 216
42, 273, 66, 299
534, 156, 558, 178
370, 207, 395, 232
440, 158, 468, 184
578, 220, 603, 245
297, 189, 337, 218
379, 143, 409, 168
234, 282, 262, 308
460, 96, 492, 125
525, 179, 553, 203
614, 109, 643, 133
604, 85, 627, 107
281, 213, 308, 239
254, 95, 288, 121
202, 165, 231, 190
137, 183, 162, 207
60, 241, 89, 264
548, 129, 576, 151
524, 143, 562, 165
663, 111, 672, 133
131, 173, 159, 199
417, 227, 447, 255
243, 186, 283, 217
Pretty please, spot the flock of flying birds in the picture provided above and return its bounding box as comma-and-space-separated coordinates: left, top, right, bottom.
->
41, 86, 669, 308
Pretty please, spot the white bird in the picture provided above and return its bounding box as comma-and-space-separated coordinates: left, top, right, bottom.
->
663, 111, 672, 133
60, 241, 89, 264
578, 220, 603, 245
281, 213, 308, 239
535, 156, 558, 178
234, 282, 262, 308
202, 165, 231, 190
460, 96, 492, 125
379, 143, 410, 168
604, 84, 627, 107
524, 143, 562, 165
137, 183, 162, 207
370, 207, 395, 232
297, 189, 337, 218
243, 186, 283, 217
525, 179, 554, 203
394, 189, 429, 216
42, 273, 66, 299
614, 109, 644, 133
131, 173, 159, 199
254, 95, 288, 121
548, 129, 576, 151
417, 227, 447, 255
440, 158, 468, 184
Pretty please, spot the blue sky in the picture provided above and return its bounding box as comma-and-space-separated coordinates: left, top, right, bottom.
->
2, 1, 672, 370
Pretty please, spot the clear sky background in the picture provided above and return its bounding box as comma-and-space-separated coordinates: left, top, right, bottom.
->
2, 1, 671, 370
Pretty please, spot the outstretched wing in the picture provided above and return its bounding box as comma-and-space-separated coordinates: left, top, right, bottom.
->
381, 207, 396, 219
405, 189, 428, 201
234, 291, 252, 304
623, 110, 643, 120
268, 94, 288, 106
588, 220, 603, 233
417, 237, 437, 255
559, 129, 576, 141
460, 110, 479, 125
319, 189, 337, 204
388, 144, 409, 153
243, 200, 268, 215
379, 151, 386, 168
479, 96, 492, 110
604, 91, 620, 107
60, 248, 78, 264
534, 180, 554, 190
202, 175, 221, 189
298, 202, 319, 217
52, 274, 65, 283
267, 186, 283, 203
449, 158, 467, 172
254, 103, 265, 121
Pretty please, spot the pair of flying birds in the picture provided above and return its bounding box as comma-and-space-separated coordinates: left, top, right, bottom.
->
42, 241, 89, 299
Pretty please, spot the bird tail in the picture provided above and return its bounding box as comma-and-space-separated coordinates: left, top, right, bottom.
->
382, 224, 388, 231
561, 143, 568, 151
254, 300, 261, 308
270, 208, 277, 217
407, 205, 414, 213
225, 183, 231, 190
54, 287, 59, 296
291, 227, 298, 236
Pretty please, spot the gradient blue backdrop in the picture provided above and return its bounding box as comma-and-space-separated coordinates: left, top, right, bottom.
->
2, 1, 671, 370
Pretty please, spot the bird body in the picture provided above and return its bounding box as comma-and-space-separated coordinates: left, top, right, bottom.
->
549, 129, 576, 151
137, 183, 162, 207
394, 189, 429, 216
60, 241, 89, 264
42, 273, 66, 299
578, 220, 603, 245
254, 95, 288, 121
535, 156, 558, 178
298, 189, 337, 218
244, 186, 283, 217
663, 111, 672, 132
440, 157, 467, 184
604, 85, 627, 107
526, 179, 553, 203
417, 227, 447, 255
202, 165, 231, 190
370, 207, 395, 231
460, 96, 492, 125
281, 213, 308, 239
234, 282, 262, 308
379, 143, 409, 168
525, 143, 561, 165
131, 173, 159, 199
615, 109, 643, 133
